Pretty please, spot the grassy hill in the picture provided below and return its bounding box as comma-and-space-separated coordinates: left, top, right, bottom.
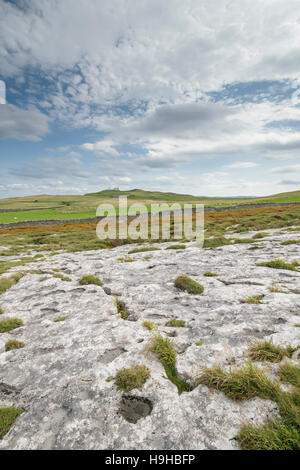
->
0, 188, 299, 224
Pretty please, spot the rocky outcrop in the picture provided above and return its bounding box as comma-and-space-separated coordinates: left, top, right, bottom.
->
0, 228, 299, 449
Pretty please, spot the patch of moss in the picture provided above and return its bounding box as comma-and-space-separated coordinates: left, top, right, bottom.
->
0, 306, 3, 315
0, 318, 23, 333
204, 272, 218, 277
174, 275, 204, 295
53, 317, 66, 323
143, 320, 155, 331
115, 365, 150, 392
256, 258, 297, 271
165, 319, 185, 327
79, 275, 103, 286
195, 341, 203, 347
248, 339, 297, 363
5, 339, 25, 351
0, 407, 23, 440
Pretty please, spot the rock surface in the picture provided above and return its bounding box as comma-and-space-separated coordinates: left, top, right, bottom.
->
0, 228, 300, 449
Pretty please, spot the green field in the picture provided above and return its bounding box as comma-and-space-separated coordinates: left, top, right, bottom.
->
0, 189, 299, 224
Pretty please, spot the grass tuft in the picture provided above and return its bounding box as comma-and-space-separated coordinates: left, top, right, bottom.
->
0, 408, 23, 440
0, 273, 24, 295
79, 275, 103, 286
165, 319, 185, 327
54, 317, 66, 323
242, 295, 264, 304
174, 275, 204, 295
115, 298, 128, 320
237, 418, 300, 450
248, 339, 297, 363
5, 339, 25, 351
0, 318, 23, 333
118, 257, 136, 263
149, 335, 192, 394
268, 284, 286, 293
166, 244, 186, 250
204, 271, 218, 277
279, 363, 300, 388
142, 320, 155, 331
256, 258, 297, 271
203, 237, 231, 249
128, 247, 160, 254
53, 274, 72, 282
196, 362, 279, 402
115, 365, 150, 393
252, 232, 269, 239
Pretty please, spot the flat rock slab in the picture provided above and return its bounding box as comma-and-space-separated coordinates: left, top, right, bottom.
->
0, 228, 300, 449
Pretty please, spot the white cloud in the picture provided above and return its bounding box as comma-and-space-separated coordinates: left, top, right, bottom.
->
225, 162, 259, 169
81, 140, 120, 157
0, 104, 50, 141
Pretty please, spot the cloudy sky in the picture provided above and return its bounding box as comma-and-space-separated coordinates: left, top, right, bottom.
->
1, 0, 300, 198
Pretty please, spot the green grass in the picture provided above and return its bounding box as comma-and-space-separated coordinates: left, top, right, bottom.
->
242, 295, 264, 304
142, 320, 156, 331
5, 339, 25, 351
166, 244, 186, 250
165, 319, 185, 327
0, 318, 23, 333
149, 335, 192, 394
204, 271, 218, 277
195, 341, 203, 347
197, 362, 279, 402
0, 273, 24, 294
268, 284, 286, 293
252, 232, 269, 239
174, 275, 204, 295
197, 362, 300, 449
0, 306, 3, 315
279, 364, 300, 388
115, 365, 151, 393
203, 236, 231, 248
0, 408, 23, 440
79, 275, 103, 286
128, 247, 161, 254
256, 258, 298, 271
115, 298, 128, 320
53, 317, 66, 323
281, 239, 300, 245
53, 274, 72, 282
118, 257, 136, 263
248, 339, 297, 363
238, 418, 300, 450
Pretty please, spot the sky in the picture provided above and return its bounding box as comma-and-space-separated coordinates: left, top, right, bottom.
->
1, 0, 300, 198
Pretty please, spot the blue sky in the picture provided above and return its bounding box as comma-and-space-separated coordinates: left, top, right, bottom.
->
1, 0, 300, 198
